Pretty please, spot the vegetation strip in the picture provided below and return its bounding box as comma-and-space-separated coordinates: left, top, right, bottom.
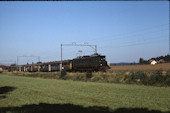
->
2, 68, 170, 87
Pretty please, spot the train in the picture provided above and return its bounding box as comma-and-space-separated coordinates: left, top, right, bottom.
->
8, 54, 110, 72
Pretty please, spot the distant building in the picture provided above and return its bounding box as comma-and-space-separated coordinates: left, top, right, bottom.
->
150, 59, 157, 65
158, 59, 165, 63
0, 65, 8, 70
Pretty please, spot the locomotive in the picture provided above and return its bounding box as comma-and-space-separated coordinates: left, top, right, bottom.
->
72, 54, 109, 71
8, 54, 110, 72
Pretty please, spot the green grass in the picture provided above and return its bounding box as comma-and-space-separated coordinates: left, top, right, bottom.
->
0, 74, 170, 113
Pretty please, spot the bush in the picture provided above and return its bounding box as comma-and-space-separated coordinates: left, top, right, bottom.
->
86, 72, 92, 79
91, 76, 103, 82
148, 69, 170, 86
136, 71, 148, 85
164, 77, 170, 86
0, 71, 3, 74
60, 70, 67, 78
166, 69, 170, 76
124, 71, 148, 85
113, 77, 120, 83
149, 69, 163, 85
76, 73, 86, 81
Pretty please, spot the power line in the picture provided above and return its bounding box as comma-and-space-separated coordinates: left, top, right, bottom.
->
113, 39, 167, 49
90, 28, 169, 43
98, 35, 168, 50
82, 23, 169, 44
116, 34, 168, 45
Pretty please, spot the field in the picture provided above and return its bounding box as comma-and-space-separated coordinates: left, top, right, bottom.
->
0, 74, 170, 113
110, 63, 170, 71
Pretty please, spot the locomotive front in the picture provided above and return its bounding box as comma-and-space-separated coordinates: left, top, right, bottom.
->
98, 55, 110, 71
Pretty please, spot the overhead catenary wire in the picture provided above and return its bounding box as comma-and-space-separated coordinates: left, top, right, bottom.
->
89, 23, 169, 53
59, 25, 169, 60
90, 28, 169, 43
115, 34, 168, 46
89, 23, 169, 42
98, 36, 168, 50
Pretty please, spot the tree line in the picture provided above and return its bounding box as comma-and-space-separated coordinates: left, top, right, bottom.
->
139, 54, 170, 64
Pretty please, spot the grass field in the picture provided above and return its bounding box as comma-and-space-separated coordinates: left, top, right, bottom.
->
0, 74, 170, 113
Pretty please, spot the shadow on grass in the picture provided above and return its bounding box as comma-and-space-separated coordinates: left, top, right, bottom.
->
0, 103, 168, 113
0, 86, 16, 99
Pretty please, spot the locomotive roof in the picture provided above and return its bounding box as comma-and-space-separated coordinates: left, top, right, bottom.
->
73, 54, 105, 60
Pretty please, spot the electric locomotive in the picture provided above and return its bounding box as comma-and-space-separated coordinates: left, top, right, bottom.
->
71, 53, 110, 72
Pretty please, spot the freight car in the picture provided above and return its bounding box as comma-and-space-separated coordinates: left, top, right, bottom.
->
8, 54, 110, 72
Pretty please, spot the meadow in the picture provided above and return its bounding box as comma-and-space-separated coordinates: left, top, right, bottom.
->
0, 74, 170, 113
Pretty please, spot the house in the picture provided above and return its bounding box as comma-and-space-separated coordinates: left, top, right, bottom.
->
0, 65, 8, 70
150, 59, 157, 65
158, 59, 165, 63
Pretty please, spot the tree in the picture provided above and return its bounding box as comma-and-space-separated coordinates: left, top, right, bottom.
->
37, 61, 42, 64
10, 64, 16, 66
139, 58, 144, 64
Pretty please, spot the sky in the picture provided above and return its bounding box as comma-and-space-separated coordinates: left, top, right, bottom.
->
0, 1, 169, 65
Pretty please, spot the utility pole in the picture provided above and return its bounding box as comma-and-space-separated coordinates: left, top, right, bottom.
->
60, 43, 97, 71
17, 56, 18, 65
60, 44, 62, 71
169, 1, 170, 55
95, 45, 97, 54
38, 56, 40, 62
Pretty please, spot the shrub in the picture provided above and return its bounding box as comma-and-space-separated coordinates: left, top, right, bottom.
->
136, 71, 148, 85
86, 71, 92, 79
124, 71, 148, 85
0, 71, 3, 74
166, 69, 170, 76
91, 76, 103, 82
113, 77, 120, 83
76, 73, 86, 81
149, 69, 165, 86
164, 77, 170, 86
60, 70, 67, 78
126, 72, 138, 84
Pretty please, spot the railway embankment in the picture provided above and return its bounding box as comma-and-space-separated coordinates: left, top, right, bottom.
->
2, 68, 170, 87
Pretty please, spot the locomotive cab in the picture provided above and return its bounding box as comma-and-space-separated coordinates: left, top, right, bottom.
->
99, 55, 110, 71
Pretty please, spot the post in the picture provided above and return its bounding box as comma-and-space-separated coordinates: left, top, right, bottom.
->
24, 66, 26, 72
95, 45, 97, 53
38, 56, 40, 62
19, 67, 21, 71
38, 65, 40, 72
60, 44, 62, 71
48, 64, 51, 72
31, 66, 33, 72
17, 56, 18, 65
